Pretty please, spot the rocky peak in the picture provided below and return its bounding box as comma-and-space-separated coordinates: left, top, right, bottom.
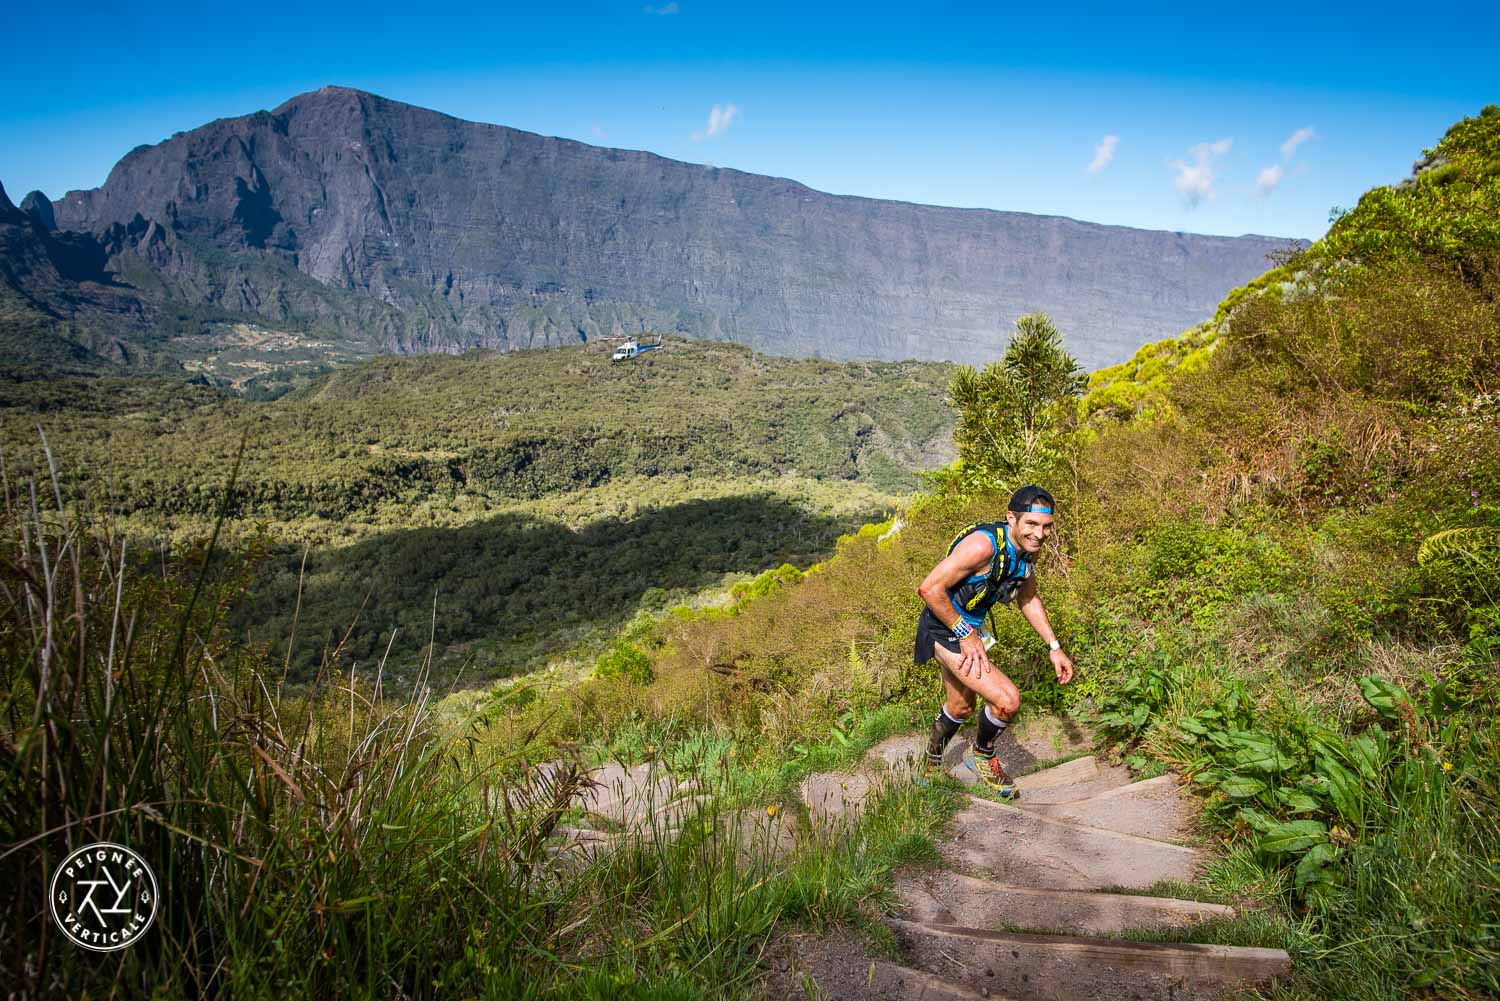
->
272, 85, 380, 140
21, 190, 55, 231
0, 181, 23, 224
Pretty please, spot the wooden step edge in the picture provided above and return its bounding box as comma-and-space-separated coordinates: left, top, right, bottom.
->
1012, 754, 1101, 790
890, 919, 1293, 982
923, 872, 1237, 917
1019, 772, 1181, 807
1070, 772, 1181, 802
960, 795, 1199, 856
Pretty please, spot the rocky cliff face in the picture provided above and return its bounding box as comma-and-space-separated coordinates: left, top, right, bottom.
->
23, 87, 1298, 374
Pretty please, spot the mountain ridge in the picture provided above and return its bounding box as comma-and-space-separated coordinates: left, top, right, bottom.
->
9, 86, 1302, 379
72, 86, 1292, 242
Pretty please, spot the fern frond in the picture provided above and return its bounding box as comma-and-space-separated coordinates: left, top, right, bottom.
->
1417, 527, 1500, 566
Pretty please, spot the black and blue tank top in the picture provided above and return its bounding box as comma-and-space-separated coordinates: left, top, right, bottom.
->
944, 521, 1033, 626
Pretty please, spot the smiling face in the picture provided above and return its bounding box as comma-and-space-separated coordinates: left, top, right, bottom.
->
1006, 509, 1055, 554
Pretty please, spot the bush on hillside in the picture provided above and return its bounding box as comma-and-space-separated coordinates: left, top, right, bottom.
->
594, 640, 655, 685
948, 312, 1085, 493
1222, 259, 1498, 405
1321, 104, 1500, 274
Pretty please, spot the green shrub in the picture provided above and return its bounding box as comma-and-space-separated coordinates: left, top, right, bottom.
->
728, 562, 805, 602
593, 641, 655, 685
949, 311, 1085, 492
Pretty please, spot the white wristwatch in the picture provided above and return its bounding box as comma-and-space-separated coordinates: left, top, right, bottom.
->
1048, 640, 1062, 651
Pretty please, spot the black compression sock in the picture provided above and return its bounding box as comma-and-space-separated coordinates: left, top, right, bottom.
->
927, 708, 964, 762
976, 705, 1009, 753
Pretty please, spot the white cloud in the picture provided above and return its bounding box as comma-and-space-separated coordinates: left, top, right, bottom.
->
692, 102, 740, 141
1253, 127, 1314, 198
1255, 164, 1284, 196
643, 2, 679, 13
1087, 134, 1119, 175
706, 103, 738, 136
1280, 126, 1315, 160
1169, 138, 1232, 207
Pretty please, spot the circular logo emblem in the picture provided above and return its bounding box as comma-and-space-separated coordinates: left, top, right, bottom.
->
50, 842, 158, 952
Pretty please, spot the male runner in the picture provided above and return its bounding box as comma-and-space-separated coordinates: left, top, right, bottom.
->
914, 485, 1074, 797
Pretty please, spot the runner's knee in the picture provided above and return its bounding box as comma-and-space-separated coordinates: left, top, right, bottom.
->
992, 683, 1021, 717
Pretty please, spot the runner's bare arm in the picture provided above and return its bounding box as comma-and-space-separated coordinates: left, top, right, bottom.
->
1015, 575, 1074, 684
916, 532, 997, 679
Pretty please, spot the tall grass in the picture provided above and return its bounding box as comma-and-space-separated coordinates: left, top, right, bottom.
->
0, 443, 610, 996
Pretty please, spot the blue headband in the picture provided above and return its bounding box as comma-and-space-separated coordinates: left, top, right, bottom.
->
1025, 505, 1052, 514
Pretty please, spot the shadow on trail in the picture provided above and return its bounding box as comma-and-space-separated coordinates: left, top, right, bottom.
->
238, 491, 886, 682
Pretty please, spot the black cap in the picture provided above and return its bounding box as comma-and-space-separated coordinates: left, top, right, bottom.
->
1007, 485, 1055, 514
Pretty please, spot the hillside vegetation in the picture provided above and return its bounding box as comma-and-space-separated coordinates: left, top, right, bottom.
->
3, 108, 1497, 1000
1, 338, 952, 519
0, 338, 952, 678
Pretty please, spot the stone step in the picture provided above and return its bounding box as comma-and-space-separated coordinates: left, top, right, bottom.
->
864, 733, 931, 773
778, 930, 1019, 1001
547, 825, 618, 866
946, 751, 1134, 803
1008, 755, 1135, 805
809, 734, 1113, 829
890, 920, 1293, 1001
843, 959, 1009, 1001
1014, 755, 1103, 792
645, 794, 718, 842
998, 714, 1096, 774
942, 796, 1197, 891
1026, 774, 1191, 842
801, 769, 883, 826
895, 870, 1235, 936
733, 806, 800, 861
577, 761, 673, 826
574, 761, 703, 829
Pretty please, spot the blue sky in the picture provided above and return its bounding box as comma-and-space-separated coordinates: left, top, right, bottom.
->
2, 2, 1495, 240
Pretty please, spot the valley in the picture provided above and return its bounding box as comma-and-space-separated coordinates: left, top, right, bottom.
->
0, 337, 953, 680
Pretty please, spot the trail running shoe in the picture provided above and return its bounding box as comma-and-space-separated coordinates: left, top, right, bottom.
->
965, 748, 1020, 800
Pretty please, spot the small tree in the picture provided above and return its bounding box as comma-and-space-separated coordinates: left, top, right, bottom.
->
948, 312, 1085, 491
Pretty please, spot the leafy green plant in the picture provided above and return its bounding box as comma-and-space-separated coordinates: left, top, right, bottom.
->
595, 641, 656, 685
948, 312, 1085, 492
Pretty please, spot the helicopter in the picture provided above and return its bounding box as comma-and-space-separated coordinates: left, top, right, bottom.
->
610, 334, 665, 361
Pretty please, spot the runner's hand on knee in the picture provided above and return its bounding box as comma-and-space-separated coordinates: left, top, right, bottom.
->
958, 643, 983, 678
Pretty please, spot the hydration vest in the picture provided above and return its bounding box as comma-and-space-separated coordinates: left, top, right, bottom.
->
945, 521, 1033, 626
